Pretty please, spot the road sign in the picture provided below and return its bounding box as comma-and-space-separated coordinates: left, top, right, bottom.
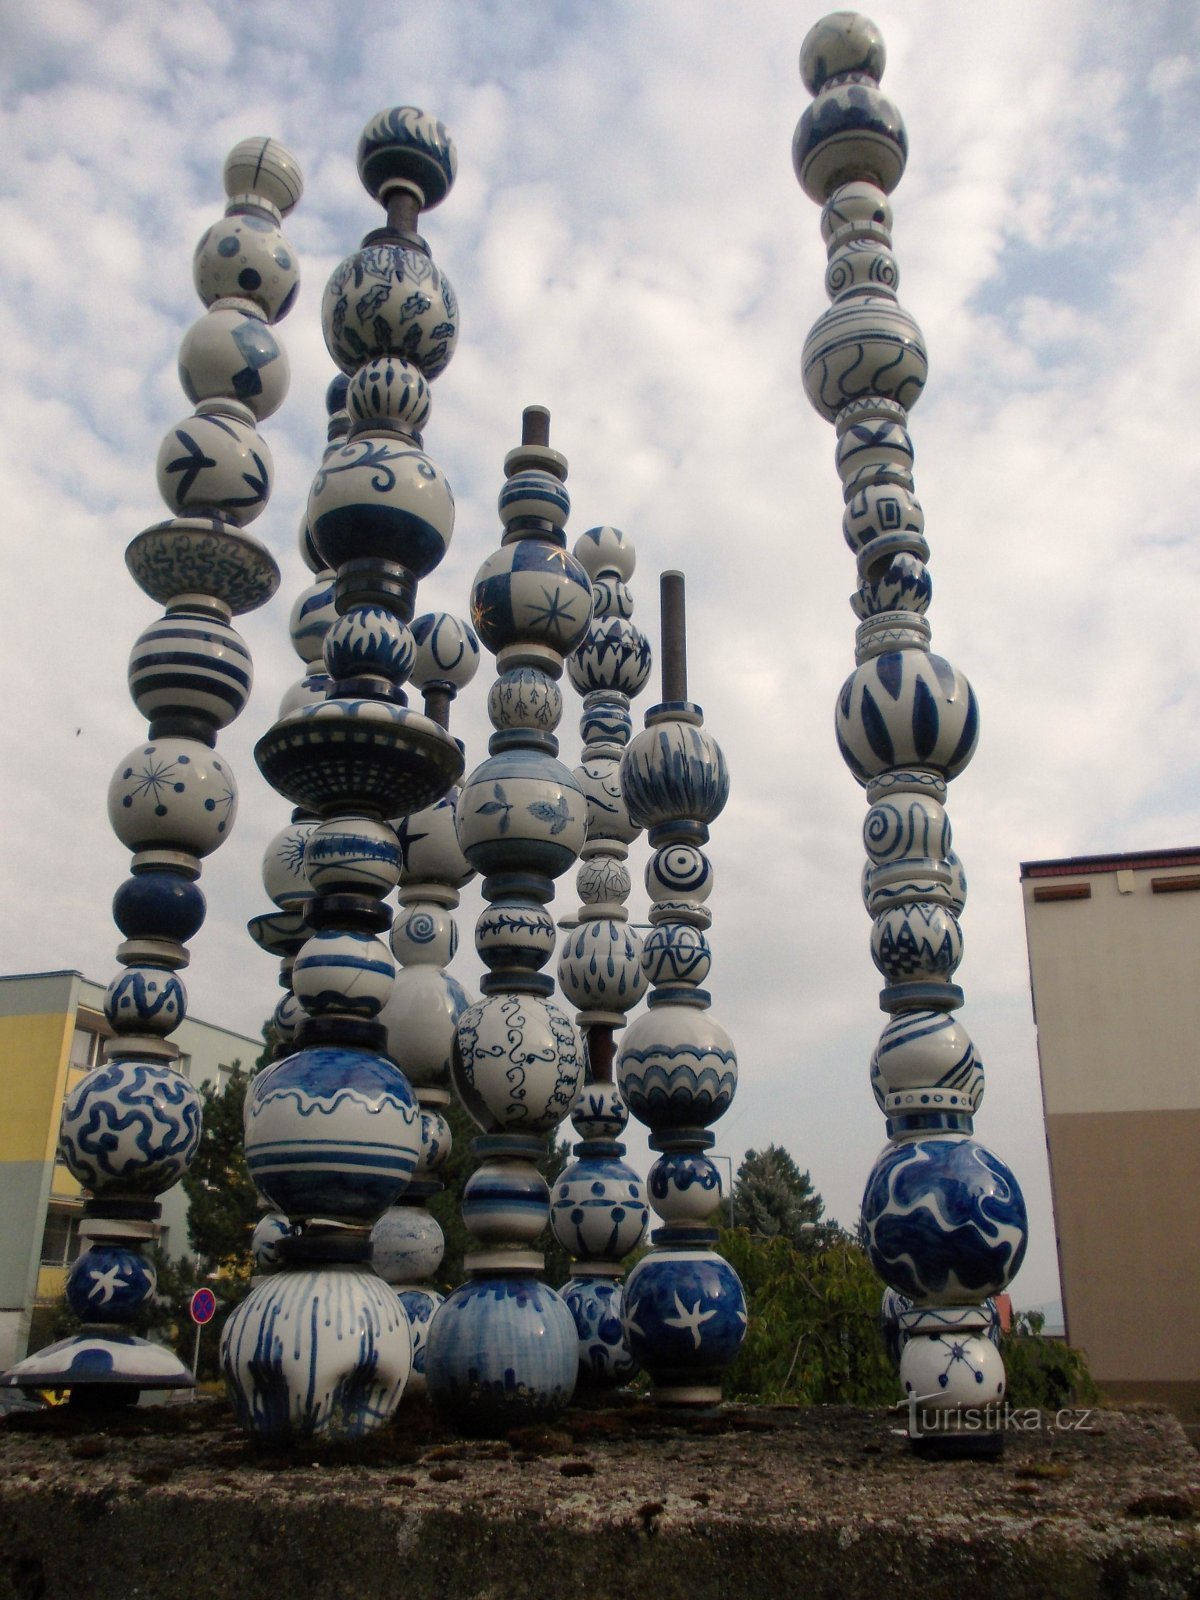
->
190, 1287, 217, 1325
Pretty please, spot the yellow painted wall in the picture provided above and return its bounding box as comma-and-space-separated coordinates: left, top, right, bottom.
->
0, 1013, 72, 1164
35, 1266, 67, 1303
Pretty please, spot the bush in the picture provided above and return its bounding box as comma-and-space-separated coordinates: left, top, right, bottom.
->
719, 1228, 897, 1405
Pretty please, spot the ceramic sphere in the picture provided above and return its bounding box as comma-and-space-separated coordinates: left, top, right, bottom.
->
103, 966, 187, 1036
178, 306, 290, 420
474, 900, 557, 977
836, 407, 912, 483
470, 539, 593, 661
462, 1161, 551, 1245
457, 748, 587, 880
261, 819, 313, 909
426, 1277, 577, 1436
322, 244, 458, 379
836, 651, 979, 785
244, 1046, 420, 1220
622, 716, 730, 833
901, 1329, 1006, 1415
799, 11, 887, 94
128, 606, 252, 730
416, 1108, 452, 1174
497, 469, 570, 533
378, 966, 473, 1090
60, 1060, 201, 1195
250, 1212, 290, 1274
410, 611, 480, 692
272, 989, 304, 1045
223, 136, 304, 214
792, 78, 908, 202
307, 437, 454, 577
193, 212, 299, 320
563, 1276, 637, 1388
855, 553, 932, 618
488, 667, 562, 734
394, 792, 474, 890
357, 106, 457, 208
570, 1083, 629, 1141
108, 739, 237, 857
617, 1006, 737, 1132
453, 993, 582, 1135
347, 356, 432, 433
550, 1156, 647, 1260
861, 1137, 1028, 1303
222, 1263, 412, 1443
803, 295, 926, 421
640, 923, 712, 989
623, 1248, 747, 1396
579, 692, 633, 749
371, 1204, 445, 1284
646, 844, 713, 904
292, 930, 395, 1018
303, 816, 401, 898
391, 902, 457, 967
155, 410, 272, 525
289, 575, 338, 666
863, 793, 950, 866
575, 755, 639, 846
843, 482, 925, 560
557, 921, 647, 1018
66, 1245, 156, 1323
569, 617, 653, 698
397, 1287, 443, 1390
574, 525, 636, 583
870, 901, 963, 984
577, 854, 632, 911
112, 870, 206, 944
648, 1151, 724, 1224
870, 1009, 984, 1115
323, 607, 415, 684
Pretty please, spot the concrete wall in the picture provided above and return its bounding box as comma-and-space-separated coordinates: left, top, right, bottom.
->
1021, 850, 1200, 1419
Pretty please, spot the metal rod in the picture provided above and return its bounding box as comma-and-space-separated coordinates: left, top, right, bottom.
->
522, 405, 551, 447
660, 569, 687, 702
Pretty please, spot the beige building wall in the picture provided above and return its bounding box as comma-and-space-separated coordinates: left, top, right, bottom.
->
1021, 849, 1200, 1421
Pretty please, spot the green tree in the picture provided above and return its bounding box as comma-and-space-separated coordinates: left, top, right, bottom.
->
732, 1144, 825, 1244
182, 1061, 260, 1290
720, 1227, 896, 1404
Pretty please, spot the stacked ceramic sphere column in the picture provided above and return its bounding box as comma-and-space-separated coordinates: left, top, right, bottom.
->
250, 382, 349, 1055
221, 109, 467, 1444
616, 574, 747, 1403
372, 612, 480, 1390
0, 140, 303, 1404
425, 408, 593, 1433
552, 526, 653, 1386
794, 13, 1028, 1453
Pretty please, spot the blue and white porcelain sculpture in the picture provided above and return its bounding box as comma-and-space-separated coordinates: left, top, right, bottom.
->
552, 526, 653, 1387
795, 12, 1027, 1453
425, 408, 591, 1434
615, 573, 747, 1402
0, 138, 301, 1406
223, 109, 465, 1444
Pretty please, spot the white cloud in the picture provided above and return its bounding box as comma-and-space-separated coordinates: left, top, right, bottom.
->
2, 0, 1197, 1316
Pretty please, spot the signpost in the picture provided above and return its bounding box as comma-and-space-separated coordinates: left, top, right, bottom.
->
189, 1287, 217, 1378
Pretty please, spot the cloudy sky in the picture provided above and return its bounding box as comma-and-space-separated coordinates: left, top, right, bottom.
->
4, 0, 1198, 1318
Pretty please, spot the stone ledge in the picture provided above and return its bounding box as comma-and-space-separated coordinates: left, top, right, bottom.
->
1, 1401, 1196, 1599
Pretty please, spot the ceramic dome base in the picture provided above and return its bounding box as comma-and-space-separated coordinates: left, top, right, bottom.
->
126, 517, 280, 615
1, 1332, 194, 1393
255, 700, 464, 815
